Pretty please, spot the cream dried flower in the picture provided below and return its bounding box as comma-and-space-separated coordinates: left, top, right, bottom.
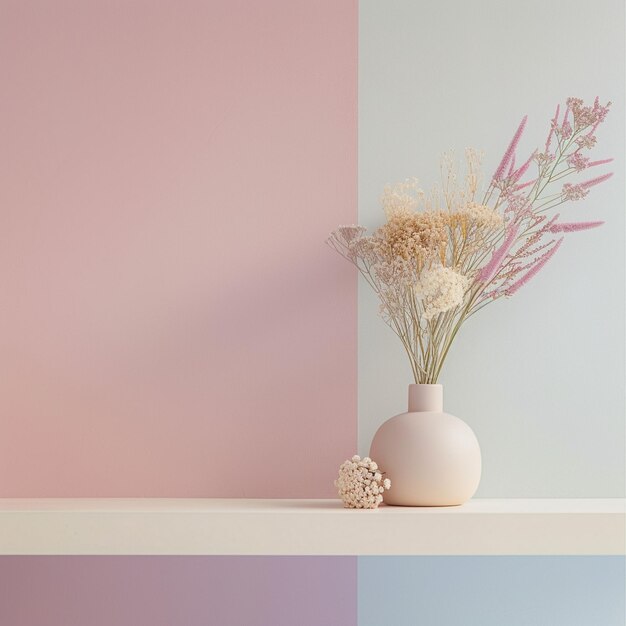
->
381, 178, 423, 218
415, 265, 470, 319
335, 455, 391, 509
458, 202, 504, 230
375, 212, 449, 264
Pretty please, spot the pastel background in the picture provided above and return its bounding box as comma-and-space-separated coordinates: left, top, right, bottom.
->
1, 0, 623, 500
0, 0, 624, 625
0, 0, 357, 497
359, 0, 625, 497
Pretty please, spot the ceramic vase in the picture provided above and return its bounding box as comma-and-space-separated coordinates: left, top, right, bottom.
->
369, 384, 481, 506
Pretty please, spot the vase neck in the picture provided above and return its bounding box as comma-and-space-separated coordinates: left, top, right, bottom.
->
408, 384, 443, 412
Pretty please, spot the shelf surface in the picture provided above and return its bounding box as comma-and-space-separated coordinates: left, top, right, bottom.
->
0, 498, 623, 556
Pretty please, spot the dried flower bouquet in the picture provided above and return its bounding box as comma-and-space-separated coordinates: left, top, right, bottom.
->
328, 98, 613, 384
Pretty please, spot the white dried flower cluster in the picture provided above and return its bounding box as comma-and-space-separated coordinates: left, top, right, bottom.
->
460, 202, 504, 230
335, 455, 391, 509
381, 178, 424, 219
415, 265, 470, 320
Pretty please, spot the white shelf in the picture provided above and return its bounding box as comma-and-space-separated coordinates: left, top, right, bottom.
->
0, 498, 623, 556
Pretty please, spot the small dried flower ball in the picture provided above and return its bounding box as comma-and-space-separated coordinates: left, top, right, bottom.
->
335, 455, 391, 509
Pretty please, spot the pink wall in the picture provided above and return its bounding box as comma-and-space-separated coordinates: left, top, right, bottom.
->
0, 0, 357, 496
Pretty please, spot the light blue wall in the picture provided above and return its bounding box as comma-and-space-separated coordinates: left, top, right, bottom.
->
359, 556, 625, 626
358, 0, 625, 497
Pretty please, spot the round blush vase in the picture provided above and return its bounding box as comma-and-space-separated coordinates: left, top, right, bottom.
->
369, 384, 481, 506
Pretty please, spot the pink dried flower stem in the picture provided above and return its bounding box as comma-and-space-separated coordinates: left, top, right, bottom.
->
480, 100, 612, 298
507, 154, 516, 177
561, 105, 570, 129
530, 131, 579, 201
513, 178, 537, 192
550, 156, 613, 183
504, 238, 563, 296
511, 151, 536, 183
587, 120, 600, 137
581, 172, 613, 189
478, 224, 520, 284
516, 240, 558, 263
492, 115, 528, 182
470, 97, 612, 319
549, 220, 604, 233
588, 158, 614, 168
482, 135, 576, 262
533, 98, 610, 198
544, 104, 560, 152
475, 212, 557, 302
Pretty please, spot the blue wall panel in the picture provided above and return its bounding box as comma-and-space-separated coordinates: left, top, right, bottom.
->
359, 556, 625, 626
